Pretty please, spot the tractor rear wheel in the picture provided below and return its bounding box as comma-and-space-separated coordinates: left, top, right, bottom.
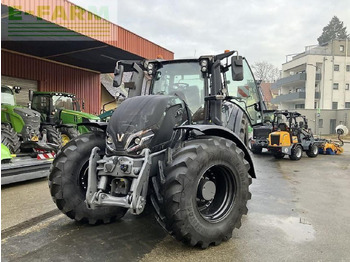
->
306, 144, 318, 158
289, 145, 302, 160
48, 132, 127, 224
1, 124, 20, 154
153, 137, 251, 248
59, 126, 80, 146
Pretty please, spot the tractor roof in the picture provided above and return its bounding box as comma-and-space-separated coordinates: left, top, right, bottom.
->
33, 91, 76, 97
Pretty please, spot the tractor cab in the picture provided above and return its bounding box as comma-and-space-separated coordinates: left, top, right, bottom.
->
30, 91, 99, 138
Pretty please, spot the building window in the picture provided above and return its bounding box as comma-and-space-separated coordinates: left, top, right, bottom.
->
333, 83, 339, 90
340, 45, 345, 52
345, 102, 350, 109
334, 64, 339, 71
346, 83, 350, 90
318, 119, 323, 128
295, 104, 305, 109
332, 102, 338, 110
347, 65, 350, 72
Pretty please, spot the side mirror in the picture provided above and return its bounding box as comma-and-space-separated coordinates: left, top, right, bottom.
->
82, 100, 85, 110
29, 90, 34, 102
231, 56, 244, 81
113, 64, 124, 87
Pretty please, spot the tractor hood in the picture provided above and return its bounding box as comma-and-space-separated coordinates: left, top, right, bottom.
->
13, 107, 40, 118
61, 109, 100, 121
106, 95, 188, 154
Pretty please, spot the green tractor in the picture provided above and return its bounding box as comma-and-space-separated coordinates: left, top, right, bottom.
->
30, 91, 100, 145
1, 85, 61, 154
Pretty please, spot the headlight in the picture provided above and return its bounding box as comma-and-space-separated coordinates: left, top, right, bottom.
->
200, 59, 208, 67
106, 132, 116, 151
125, 129, 154, 153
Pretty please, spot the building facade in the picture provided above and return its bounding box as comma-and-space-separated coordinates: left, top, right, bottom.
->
271, 40, 350, 110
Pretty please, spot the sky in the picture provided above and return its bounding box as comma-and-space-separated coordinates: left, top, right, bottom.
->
70, 0, 350, 69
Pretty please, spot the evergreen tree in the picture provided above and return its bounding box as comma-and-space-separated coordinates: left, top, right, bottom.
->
317, 16, 349, 45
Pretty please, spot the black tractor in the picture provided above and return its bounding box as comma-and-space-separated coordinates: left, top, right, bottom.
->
49, 51, 263, 248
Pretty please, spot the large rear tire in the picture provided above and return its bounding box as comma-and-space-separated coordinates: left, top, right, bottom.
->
152, 137, 251, 248
1, 124, 20, 154
48, 132, 127, 224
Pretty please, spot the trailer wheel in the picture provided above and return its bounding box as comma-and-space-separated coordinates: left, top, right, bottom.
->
48, 132, 127, 224
306, 144, 318, 158
154, 137, 251, 248
59, 126, 80, 146
1, 124, 20, 154
289, 145, 302, 160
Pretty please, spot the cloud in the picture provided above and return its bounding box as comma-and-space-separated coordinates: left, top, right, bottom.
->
71, 0, 350, 69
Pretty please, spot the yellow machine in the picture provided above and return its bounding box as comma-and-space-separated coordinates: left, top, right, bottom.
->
267, 111, 319, 160
318, 124, 348, 155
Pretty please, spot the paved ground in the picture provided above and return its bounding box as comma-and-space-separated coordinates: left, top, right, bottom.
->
1, 144, 350, 261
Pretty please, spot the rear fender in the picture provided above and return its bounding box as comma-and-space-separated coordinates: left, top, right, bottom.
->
175, 125, 256, 178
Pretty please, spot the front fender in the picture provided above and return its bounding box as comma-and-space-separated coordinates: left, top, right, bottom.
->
175, 125, 256, 178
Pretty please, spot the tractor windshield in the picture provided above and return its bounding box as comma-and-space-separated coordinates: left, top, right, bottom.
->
1, 86, 15, 106
151, 62, 205, 116
225, 59, 262, 125
52, 95, 76, 110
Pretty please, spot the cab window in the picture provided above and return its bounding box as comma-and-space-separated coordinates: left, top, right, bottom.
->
225, 59, 262, 125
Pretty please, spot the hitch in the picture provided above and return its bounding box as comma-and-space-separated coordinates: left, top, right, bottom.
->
85, 147, 152, 215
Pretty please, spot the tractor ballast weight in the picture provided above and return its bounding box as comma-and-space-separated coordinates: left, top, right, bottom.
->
49, 51, 264, 248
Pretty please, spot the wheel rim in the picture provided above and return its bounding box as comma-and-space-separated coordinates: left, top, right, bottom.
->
61, 134, 70, 146
296, 147, 302, 158
313, 145, 318, 155
196, 165, 236, 223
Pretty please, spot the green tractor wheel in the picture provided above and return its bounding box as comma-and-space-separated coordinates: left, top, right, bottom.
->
59, 127, 80, 146
42, 125, 63, 148
1, 124, 21, 154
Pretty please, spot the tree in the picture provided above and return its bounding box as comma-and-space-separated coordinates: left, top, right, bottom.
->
317, 16, 349, 45
251, 61, 280, 83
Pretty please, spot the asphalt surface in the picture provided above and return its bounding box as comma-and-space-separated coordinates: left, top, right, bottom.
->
1, 144, 350, 261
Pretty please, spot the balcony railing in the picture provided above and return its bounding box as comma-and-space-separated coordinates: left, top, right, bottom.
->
271, 73, 306, 89
271, 91, 321, 104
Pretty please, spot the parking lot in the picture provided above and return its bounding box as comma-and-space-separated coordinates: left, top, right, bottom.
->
1, 143, 349, 262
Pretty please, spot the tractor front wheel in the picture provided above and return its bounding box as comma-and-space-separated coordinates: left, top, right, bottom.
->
1, 124, 20, 154
154, 137, 251, 248
289, 145, 303, 160
42, 125, 62, 149
59, 126, 80, 146
48, 132, 127, 224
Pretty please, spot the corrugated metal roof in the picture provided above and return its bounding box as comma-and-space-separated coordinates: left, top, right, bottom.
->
2, 0, 174, 60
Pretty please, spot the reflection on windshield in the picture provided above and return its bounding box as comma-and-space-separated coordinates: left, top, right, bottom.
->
53, 96, 74, 110
1, 87, 15, 106
225, 59, 262, 125
152, 62, 205, 119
